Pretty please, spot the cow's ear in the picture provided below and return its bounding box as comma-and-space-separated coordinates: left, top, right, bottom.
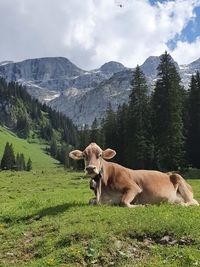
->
102, 149, 116, 160
69, 150, 83, 160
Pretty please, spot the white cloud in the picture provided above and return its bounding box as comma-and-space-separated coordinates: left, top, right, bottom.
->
171, 36, 200, 64
0, 0, 200, 69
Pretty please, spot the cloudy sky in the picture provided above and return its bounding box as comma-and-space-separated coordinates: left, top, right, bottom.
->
0, 0, 200, 69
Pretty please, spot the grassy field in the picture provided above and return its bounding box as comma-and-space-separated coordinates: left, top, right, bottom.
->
0, 126, 59, 170
1, 126, 200, 266
0, 168, 200, 267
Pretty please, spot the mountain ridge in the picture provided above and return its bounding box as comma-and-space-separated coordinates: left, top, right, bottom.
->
0, 55, 200, 126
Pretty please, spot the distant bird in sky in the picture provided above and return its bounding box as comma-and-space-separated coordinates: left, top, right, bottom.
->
115, 0, 124, 8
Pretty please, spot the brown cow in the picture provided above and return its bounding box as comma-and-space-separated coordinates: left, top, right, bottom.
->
69, 143, 199, 207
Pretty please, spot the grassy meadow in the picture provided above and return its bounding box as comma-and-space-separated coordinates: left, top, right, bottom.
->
1, 170, 200, 267
1, 127, 200, 266
0, 126, 59, 170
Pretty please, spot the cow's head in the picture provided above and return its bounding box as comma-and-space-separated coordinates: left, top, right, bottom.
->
69, 143, 116, 177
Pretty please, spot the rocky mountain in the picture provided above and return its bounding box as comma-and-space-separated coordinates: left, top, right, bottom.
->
179, 58, 200, 86
0, 55, 199, 127
50, 68, 134, 126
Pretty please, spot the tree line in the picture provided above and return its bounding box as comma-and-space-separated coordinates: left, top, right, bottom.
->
78, 52, 200, 171
1, 142, 32, 171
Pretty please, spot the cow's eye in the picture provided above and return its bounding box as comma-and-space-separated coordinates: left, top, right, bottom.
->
97, 154, 102, 158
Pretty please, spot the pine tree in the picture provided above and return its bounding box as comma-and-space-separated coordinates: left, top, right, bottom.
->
102, 103, 118, 151
50, 137, 58, 157
89, 118, 100, 144
116, 104, 129, 165
152, 52, 185, 170
41, 123, 53, 141
1, 142, 15, 170
9, 143, 16, 169
98, 118, 105, 148
17, 114, 30, 138
79, 124, 90, 149
16, 153, 20, 171
26, 157, 32, 171
126, 65, 153, 169
187, 72, 200, 168
1, 142, 10, 170
63, 144, 74, 169
19, 153, 26, 170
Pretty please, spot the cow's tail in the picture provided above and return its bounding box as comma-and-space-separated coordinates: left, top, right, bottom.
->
169, 173, 199, 205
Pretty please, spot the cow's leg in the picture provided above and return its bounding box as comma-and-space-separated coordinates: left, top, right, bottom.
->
88, 179, 97, 205
121, 183, 142, 208
180, 199, 199, 206
173, 193, 199, 206
170, 193, 199, 206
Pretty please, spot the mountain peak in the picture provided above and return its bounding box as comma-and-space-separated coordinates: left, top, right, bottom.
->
141, 54, 179, 77
141, 56, 160, 77
143, 56, 160, 63
17, 56, 83, 71
0, 57, 85, 86
100, 61, 125, 73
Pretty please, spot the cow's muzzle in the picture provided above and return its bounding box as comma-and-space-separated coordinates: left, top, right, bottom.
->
85, 165, 99, 176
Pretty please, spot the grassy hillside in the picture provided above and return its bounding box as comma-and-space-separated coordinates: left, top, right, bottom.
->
0, 168, 200, 266
0, 126, 59, 169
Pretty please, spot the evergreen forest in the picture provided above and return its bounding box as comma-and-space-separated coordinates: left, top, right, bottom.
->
80, 52, 200, 171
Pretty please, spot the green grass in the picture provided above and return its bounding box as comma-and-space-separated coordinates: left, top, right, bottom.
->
1, 126, 200, 266
0, 126, 59, 169
1, 169, 200, 267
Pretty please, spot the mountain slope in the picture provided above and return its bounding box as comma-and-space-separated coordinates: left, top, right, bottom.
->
0, 55, 200, 127
0, 126, 58, 169
0, 78, 78, 144
0, 78, 80, 169
49, 68, 134, 126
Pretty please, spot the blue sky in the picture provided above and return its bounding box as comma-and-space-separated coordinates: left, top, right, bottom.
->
149, 0, 200, 45
165, 5, 200, 51
149, 0, 169, 4
170, 6, 200, 51
0, 0, 200, 69
181, 6, 200, 42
